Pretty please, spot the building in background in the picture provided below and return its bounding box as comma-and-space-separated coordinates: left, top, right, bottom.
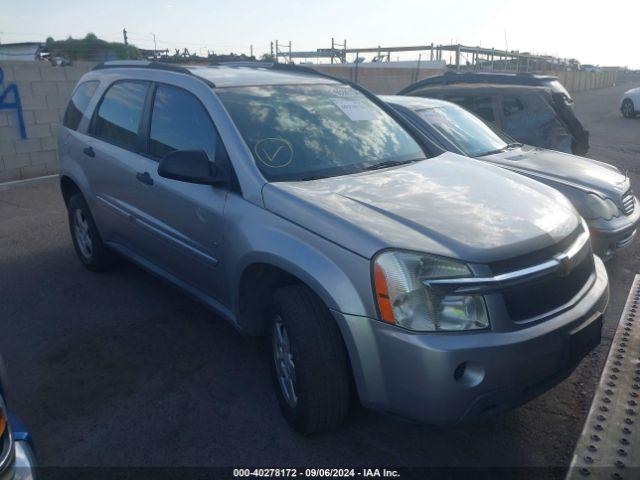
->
0, 42, 44, 62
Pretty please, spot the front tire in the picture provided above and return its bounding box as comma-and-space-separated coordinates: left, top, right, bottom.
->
67, 193, 116, 272
270, 285, 351, 434
622, 99, 636, 118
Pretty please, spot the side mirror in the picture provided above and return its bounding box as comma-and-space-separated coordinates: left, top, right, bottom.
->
158, 150, 227, 186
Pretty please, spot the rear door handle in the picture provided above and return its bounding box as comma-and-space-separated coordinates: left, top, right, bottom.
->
82, 146, 95, 158
136, 171, 154, 186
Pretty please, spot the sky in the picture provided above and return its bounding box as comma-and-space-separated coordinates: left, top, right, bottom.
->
1, 0, 639, 68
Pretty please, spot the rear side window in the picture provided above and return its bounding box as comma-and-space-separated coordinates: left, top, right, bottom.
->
63, 81, 99, 131
149, 85, 217, 160
444, 95, 495, 123
502, 96, 525, 116
94, 81, 149, 150
469, 96, 495, 122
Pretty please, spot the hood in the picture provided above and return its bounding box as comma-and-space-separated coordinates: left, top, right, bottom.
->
483, 146, 630, 200
263, 152, 580, 262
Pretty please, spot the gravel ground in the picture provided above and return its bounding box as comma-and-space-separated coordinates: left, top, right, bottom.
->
0, 82, 639, 479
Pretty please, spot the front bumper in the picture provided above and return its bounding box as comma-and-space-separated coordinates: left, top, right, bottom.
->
589, 208, 640, 260
335, 255, 609, 425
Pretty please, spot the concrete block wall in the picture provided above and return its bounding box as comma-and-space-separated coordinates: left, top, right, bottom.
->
313, 65, 445, 94
0, 61, 95, 182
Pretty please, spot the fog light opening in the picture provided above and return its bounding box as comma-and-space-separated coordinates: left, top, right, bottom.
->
453, 361, 485, 387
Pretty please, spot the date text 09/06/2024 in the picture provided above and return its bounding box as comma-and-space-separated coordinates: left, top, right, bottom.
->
233, 468, 401, 478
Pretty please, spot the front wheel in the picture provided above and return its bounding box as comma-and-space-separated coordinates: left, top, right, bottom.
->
622, 99, 636, 118
270, 285, 351, 434
67, 193, 116, 272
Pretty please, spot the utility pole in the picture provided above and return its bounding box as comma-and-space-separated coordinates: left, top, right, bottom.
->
270, 41, 274, 61
250, 44, 253, 59
122, 28, 128, 45
151, 33, 157, 58
288, 41, 292, 64
275, 40, 279, 63
331, 37, 334, 64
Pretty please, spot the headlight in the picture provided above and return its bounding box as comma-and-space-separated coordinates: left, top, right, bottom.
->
584, 193, 619, 220
373, 250, 489, 332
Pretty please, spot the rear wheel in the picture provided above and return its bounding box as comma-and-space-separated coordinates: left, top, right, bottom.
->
622, 99, 636, 118
270, 285, 351, 434
67, 193, 116, 272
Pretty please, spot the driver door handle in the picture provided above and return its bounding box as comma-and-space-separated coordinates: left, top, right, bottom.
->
136, 171, 154, 186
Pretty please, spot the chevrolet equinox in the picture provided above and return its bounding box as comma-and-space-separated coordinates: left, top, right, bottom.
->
58, 61, 609, 434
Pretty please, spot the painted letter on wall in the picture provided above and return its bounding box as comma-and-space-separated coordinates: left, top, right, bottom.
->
0, 67, 27, 139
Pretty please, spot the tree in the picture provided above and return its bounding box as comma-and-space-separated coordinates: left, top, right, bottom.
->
45, 33, 140, 61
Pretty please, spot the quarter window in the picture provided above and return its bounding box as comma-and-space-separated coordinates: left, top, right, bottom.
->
63, 81, 99, 131
149, 85, 217, 161
94, 81, 149, 150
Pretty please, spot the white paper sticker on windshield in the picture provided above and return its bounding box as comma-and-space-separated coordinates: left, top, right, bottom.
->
330, 86, 358, 97
332, 99, 376, 121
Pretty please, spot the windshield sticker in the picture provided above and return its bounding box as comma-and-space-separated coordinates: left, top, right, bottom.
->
330, 86, 358, 97
254, 137, 294, 168
332, 98, 376, 121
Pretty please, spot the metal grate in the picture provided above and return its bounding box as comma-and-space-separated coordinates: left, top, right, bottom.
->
622, 190, 635, 216
566, 274, 640, 479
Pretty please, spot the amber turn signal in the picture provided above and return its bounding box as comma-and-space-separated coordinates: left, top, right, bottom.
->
374, 264, 396, 324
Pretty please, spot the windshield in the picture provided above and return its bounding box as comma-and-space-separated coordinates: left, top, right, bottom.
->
216, 84, 425, 181
413, 104, 509, 157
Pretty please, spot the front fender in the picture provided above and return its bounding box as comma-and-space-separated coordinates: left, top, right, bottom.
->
225, 195, 376, 324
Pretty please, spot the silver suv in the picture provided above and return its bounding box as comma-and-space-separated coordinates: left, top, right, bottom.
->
58, 61, 609, 434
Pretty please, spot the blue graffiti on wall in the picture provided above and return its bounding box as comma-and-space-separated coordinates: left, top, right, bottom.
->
0, 66, 27, 139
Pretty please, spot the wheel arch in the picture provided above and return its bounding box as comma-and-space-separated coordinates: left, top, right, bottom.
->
233, 251, 370, 336
60, 174, 82, 206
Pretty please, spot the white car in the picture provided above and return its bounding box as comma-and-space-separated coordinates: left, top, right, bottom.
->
621, 86, 640, 118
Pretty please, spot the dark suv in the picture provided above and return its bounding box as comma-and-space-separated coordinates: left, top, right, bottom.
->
399, 71, 590, 155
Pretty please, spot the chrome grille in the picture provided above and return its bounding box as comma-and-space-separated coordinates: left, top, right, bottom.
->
622, 189, 635, 215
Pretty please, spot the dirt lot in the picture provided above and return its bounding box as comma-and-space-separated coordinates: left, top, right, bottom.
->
0, 82, 639, 479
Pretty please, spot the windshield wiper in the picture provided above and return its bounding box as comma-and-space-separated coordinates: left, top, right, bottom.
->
299, 174, 329, 181
362, 158, 424, 171
477, 143, 523, 157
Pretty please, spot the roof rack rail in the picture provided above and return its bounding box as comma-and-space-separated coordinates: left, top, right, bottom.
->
211, 61, 274, 68
397, 70, 558, 95
92, 60, 193, 74
92, 61, 215, 87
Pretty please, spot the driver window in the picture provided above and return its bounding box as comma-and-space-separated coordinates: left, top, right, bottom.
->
149, 85, 217, 161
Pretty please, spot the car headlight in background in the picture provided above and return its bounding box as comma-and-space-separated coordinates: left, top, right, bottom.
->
584, 193, 619, 220
0, 397, 6, 442
0, 394, 12, 475
373, 250, 489, 332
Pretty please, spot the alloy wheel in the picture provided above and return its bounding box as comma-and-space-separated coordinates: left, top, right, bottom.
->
273, 317, 298, 407
74, 209, 93, 259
